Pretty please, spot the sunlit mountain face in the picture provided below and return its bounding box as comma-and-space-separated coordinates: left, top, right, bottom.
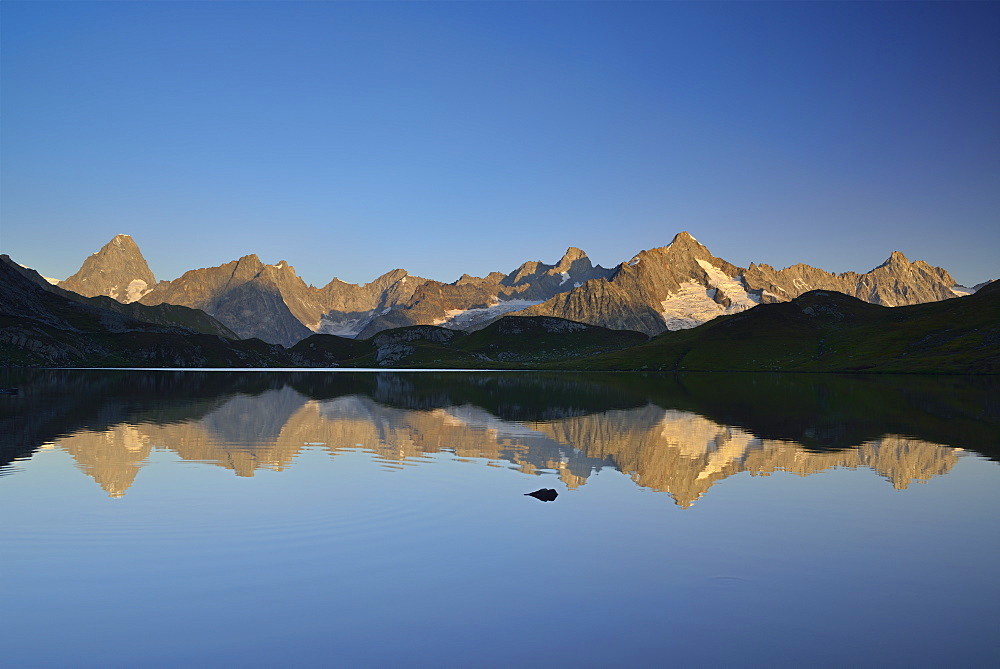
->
2, 370, 994, 505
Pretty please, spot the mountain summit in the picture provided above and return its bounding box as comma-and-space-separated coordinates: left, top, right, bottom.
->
60, 234, 156, 303
56, 233, 974, 344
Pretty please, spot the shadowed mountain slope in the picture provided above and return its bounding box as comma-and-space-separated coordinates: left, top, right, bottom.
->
557, 283, 1000, 373
6, 256, 236, 338
0, 256, 286, 367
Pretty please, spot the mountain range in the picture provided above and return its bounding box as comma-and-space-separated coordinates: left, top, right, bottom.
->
4, 239, 996, 372
53, 232, 980, 347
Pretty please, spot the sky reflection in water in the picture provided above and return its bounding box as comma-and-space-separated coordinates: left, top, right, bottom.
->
1, 370, 998, 667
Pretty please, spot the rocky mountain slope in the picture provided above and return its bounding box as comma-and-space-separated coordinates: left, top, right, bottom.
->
137, 255, 316, 347
0, 256, 282, 367
517, 232, 968, 335
352, 247, 613, 338
59, 234, 157, 302
56, 232, 977, 344
285, 284, 998, 374
7, 256, 236, 338
559, 281, 1000, 374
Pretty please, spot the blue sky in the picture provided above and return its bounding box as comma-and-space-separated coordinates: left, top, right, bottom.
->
2, 1, 997, 287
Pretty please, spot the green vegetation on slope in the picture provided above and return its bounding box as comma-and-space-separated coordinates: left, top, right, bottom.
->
289, 316, 649, 368
553, 286, 999, 374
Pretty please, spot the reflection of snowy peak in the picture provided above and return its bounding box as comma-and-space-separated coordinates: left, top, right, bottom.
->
59, 234, 156, 303
59, 232, 970, 344
53, 389, 961, 506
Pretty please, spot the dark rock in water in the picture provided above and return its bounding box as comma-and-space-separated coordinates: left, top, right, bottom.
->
525, 488, 558, 502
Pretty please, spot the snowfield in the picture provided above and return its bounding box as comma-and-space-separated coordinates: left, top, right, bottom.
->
317, 315, 371, 338
432, 299, 545, 330
660, 260, 761, 330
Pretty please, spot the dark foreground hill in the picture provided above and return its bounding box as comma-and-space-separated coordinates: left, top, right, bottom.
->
3, 256, 236, 337
3, 250, 996, 373
289, 316, 648, 367
0, 256, 283, 367
554, 283, 1000, 374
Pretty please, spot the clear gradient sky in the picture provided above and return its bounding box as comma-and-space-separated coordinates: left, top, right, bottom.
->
2, 1, 997, 287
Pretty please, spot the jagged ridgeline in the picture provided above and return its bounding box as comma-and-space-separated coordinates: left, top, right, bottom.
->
50, 232, 979, 347
2, 247, 997, 371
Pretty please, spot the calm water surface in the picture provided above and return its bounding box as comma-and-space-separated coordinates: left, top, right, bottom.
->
1, 370, 998, 668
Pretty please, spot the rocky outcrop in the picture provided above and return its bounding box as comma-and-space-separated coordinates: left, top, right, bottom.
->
60, 234, 156, 303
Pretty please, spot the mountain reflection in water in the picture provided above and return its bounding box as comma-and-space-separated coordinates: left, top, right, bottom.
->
2, 370, 995, 507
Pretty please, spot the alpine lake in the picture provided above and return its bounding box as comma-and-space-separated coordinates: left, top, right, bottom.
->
1, 369, 998, 668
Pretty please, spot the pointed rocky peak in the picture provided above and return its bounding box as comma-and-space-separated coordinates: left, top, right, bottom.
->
110, 233, 139, 248
237, 253, 261, 264
560, 246, 588, 263
508, 260, 545, 285
321, 275, 358, 291
230, 254, 266, 282
619, 232, 713, 274
665, 231, 711, 254
60, 234, 156, 302
878, 251, 911, 269
94, 234, 145, 260
553, 247, 592, 274
376, 268, 409, 285
327, 267, 413, 294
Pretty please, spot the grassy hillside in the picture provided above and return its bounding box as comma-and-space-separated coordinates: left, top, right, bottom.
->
289, 316, 648, 368
554, 286, 999, 373
0, 315, 288, 367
